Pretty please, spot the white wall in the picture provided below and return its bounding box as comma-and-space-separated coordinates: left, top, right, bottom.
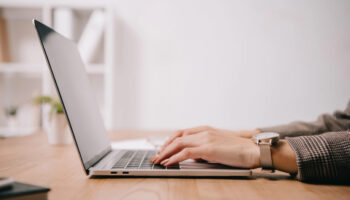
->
4, 0, 350, 130
110, 0, 350, 130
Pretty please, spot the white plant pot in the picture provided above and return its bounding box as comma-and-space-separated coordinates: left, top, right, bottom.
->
47, 113, 72, 145
7, 116, 18, 131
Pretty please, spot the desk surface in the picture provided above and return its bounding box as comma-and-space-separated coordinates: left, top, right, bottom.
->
0, 130, 349, 200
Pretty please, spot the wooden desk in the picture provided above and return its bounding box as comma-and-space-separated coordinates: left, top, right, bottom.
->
1, 130, 349, 200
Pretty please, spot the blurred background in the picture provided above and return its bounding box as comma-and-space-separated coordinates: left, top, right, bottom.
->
0, 0, 349, 137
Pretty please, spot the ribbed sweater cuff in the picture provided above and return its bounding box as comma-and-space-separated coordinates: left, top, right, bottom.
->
286, 135, 337, 182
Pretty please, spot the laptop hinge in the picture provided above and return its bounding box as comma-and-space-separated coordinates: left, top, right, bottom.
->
88, 148, 113, 173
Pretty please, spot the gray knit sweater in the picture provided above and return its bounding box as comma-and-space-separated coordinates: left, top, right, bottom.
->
259, 101, 350, 183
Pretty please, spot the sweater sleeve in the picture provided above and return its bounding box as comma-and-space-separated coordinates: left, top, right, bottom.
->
286, 131, 350, 183
258, 101, 350, 138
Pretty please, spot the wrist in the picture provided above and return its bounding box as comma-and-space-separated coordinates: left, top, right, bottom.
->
239, 129, 261, 138
271, 140, 298, 173
249, 140, 261, 168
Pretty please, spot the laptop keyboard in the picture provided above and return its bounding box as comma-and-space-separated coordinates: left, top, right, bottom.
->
112, 150, 179, 170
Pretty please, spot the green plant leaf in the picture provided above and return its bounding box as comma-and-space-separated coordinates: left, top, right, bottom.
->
33, 95, 64, 119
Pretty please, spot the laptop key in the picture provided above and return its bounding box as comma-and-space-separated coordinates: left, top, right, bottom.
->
166, 163, 180, 169
153, 164, 166, 169
112, 151, 135, 169
112, 150, 163, 170
138, 150, 156, 169
126, 151, 146, 169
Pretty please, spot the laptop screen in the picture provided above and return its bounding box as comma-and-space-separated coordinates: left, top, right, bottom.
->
34, 20, 111, 174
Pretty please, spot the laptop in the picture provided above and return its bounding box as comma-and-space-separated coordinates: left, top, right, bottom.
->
33, 19, 252, 177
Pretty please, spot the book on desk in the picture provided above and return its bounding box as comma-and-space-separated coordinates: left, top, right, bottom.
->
0, 181, 50, 200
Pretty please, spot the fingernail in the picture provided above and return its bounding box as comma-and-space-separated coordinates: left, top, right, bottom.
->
154, 158, 161, 164
160, 158, 169, 165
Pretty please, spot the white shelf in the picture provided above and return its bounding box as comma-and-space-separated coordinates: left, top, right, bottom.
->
0, 62, 105, 74
0, 2, 116, 130
0, 63, 42, 74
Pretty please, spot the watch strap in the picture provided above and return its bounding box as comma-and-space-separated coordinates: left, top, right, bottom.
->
258, 143, 274, 172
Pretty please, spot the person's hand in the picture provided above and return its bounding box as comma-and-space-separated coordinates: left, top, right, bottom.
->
151, 129, 261, 169
159, 126, 260, 153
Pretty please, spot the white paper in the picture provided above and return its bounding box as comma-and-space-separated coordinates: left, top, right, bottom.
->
111, 136, 168, 150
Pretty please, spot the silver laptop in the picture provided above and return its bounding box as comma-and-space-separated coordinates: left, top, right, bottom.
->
33, 19, 252, 177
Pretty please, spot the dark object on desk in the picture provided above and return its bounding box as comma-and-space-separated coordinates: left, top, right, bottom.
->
0, 181, 50, 200
0, 177, 14, 190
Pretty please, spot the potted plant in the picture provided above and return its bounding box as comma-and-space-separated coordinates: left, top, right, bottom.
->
34, 96, 72, 145
4, 106, 18, 131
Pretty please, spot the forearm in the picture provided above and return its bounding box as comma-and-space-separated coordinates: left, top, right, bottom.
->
286, 131, 350, 182
251, 130, 350, 183
244, 130, 298, 174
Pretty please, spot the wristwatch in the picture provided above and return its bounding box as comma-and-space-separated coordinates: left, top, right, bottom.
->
252, 132, 280, 172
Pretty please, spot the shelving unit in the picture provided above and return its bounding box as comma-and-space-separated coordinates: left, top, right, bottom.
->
0, 0, 116, 134
0, 63, 105, 74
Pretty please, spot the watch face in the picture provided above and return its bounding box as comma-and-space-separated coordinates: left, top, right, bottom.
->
253, 132, 280, 141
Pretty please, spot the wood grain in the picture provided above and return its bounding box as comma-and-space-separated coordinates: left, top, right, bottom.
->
0, 130, 349, 200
